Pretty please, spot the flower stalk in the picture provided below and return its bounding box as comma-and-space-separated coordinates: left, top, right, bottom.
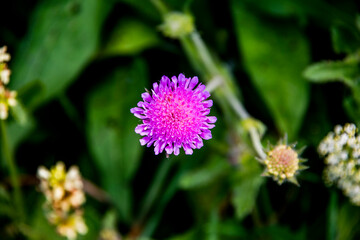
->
182, 31, 267, 160
150, 1, 267, 160
0, 46, 24, 222
0, 120, 25, 221
132, 156, 175, 233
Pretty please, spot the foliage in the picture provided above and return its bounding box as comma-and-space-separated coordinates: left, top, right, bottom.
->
0, 0, 360, 239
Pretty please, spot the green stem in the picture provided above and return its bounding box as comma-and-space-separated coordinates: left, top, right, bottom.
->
150, 0, 168, 16
249, 127, 266, 161
136, 157, 175, 226
182, 31, 267, 160
327, 190, 338, 240
140, 161, 182, 237
206, 208, 219, 240
190, 32, 219, 76
0, 120, 25, 221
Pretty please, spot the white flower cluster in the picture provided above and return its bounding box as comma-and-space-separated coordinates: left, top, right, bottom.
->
319, 123, 360, 205
0, 46, 17, 120
37, 162, 87, 240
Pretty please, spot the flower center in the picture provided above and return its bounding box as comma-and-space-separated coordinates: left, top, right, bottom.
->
267, 145, 299, 178
151, 89, 202, 139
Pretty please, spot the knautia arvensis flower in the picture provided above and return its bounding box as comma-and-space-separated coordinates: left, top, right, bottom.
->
0, 46, 17, 120
262, 139, 307, 185
131, 74, 217, 156
319, 123, 360, 206
37, 162, 87, 240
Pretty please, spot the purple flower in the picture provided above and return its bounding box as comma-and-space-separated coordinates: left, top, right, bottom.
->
131, 74, 217, 156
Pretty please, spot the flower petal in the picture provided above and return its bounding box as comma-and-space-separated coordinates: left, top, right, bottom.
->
140, 136, 151, 146
183, 144, 193, 155
200, 129, 212, 140
206, 116, 217, 123
142, 92, 152, 103
202, 100, 213, 108
165, 144, 174, 155
188, 76, 199, 90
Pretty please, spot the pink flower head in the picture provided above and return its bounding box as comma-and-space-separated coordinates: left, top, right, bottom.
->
131, 74, 217, 156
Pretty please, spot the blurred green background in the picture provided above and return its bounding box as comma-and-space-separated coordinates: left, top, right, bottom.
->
1, 0, 360, 239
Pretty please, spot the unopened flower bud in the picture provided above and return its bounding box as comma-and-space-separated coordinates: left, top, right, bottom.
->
160, 12, 194, 39
263, 143, 306, 185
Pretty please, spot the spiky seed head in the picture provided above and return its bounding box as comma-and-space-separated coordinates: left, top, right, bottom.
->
263, 142, 306, 186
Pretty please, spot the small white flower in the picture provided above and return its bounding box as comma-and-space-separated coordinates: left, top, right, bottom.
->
338, 133, 349, 147
0, 46, 10, 62
0, 102, 8, 119
319, 123, 360, 206
326, 153, 339, 165
53, 186, 65, 201
1, 68, 10, 85
7, 91, 17, 106
37, 166, 51, 179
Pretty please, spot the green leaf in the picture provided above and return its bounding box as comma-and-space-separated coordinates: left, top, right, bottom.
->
86, 58, 147, 223
10, 102, 29, 126
343, 96, 360, 126
216, 219, 249, 239
0, 202, 14, 218
6, 118, 35, 152
254, 225, 306, 240
103, 19, 159, 56
168, 220, 249, 240
240, 0, 305, 18
27, 201, 65, 240
179, 156, 230, 190
0, 118, 34, 170
232, 1, 310, 140
231, 154, 264, 220
304, 60, 360, 86
331, 26, 360, 54
0, 185, 10, 202
101, 210, 118, 230
336, 202, 360, 240
118, 0, 160, 21
16, 80, 45, 112
168, 229, 198, 240
78, 206, 102, 240
10, 0, 110, 107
